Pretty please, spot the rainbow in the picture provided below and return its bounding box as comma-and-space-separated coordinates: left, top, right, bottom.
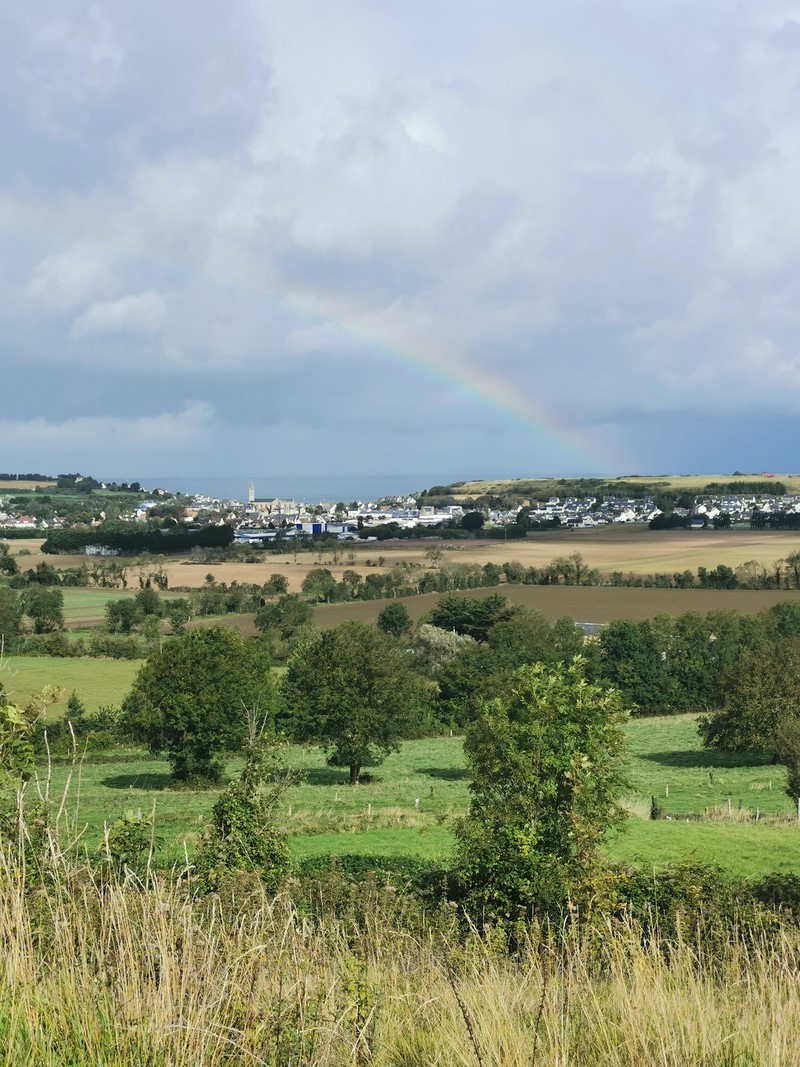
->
1, 195, 615, 469
218, 255, 614, 470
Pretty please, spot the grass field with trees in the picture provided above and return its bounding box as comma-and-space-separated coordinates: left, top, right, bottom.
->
6, 506, 800, 1060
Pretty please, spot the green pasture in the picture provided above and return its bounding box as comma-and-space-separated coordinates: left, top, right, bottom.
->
1, 655, 142, 712
626, 714, 789, 816
12, 712, 799, 878
61, 588, 136, 621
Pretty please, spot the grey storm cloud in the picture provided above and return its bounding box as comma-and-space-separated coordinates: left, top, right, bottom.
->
2, 0, 800, 481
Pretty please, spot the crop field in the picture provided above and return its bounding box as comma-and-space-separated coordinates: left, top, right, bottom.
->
310, 584, 800, 629
152, 527, 800, 588
8, 526, 800, 594
0, 479, 56, 491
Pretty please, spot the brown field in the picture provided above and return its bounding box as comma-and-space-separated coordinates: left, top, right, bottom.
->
195, 585, 800, 640
7, 526, 800, 593
454, 471, 800, 499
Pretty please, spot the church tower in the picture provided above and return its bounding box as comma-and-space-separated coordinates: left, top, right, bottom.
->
248, 480, 255, 505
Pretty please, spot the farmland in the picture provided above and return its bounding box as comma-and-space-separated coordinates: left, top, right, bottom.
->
8, 524, 800, 594
450, 471, 800, 498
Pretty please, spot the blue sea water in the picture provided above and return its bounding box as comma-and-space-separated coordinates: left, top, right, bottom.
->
133, 474, 438, 504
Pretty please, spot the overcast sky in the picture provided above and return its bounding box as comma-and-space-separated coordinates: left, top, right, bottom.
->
3, 1, 800, 486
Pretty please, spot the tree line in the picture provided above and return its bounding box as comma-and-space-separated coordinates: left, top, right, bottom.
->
41, 522, 233, 555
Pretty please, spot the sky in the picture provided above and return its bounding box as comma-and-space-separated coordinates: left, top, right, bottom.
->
3, 0, 800, 487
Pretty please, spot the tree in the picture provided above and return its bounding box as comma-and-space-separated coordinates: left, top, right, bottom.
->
455, 658, 629, 921
254, 594, 312, 640
23, 587, 64, 634
776, 716, 800, 809
699, 642, 800, 753
461, 511, 485, 533
0, 588, 22, 643
0, 546, 18, 576
134, 586, 162, 617
281, 621, 426, 784
192, 707, 293, 893
598, 619, 673, 712
377, 602, 412, 638
105, 598, 139, 634
426, 594, 515, 642
167, 599, 191, 636
122, 627, 275, 784
300, 568, 337, 603
263, 573, 289, 597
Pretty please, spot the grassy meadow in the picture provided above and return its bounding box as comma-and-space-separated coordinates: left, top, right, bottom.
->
2, 654, 141, 712
61, 587, 136, 622
10, 674, 798, 877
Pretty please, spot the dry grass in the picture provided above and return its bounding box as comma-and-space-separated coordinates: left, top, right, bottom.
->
2, 853, 800, 1065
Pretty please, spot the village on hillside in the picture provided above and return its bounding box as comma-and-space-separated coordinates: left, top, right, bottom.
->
2, 475, 799, 542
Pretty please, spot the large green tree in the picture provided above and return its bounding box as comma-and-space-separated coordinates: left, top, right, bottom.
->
699, 642, 800, 753
122, 626, 275, 784
23, 587, 64, 634
281, 621, 426, 784
455, 658, 629, 921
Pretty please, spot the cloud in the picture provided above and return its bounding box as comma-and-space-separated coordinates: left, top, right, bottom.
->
4, 1, 800, 478
26, 248, 118, 312
71, 290, 167, 340
0, 402, 216, 470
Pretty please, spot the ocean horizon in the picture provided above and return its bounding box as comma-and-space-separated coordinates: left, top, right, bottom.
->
131, 474, 439, 504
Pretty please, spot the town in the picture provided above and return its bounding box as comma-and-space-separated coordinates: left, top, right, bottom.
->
3, 474, 799, 541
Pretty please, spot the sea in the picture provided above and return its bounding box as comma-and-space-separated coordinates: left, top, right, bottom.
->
133, 474, 442, 505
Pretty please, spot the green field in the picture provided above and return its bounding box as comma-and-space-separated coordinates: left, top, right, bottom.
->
11, 711, 797, 877
5, 652, 797, 877
61, 588, 136, 621
2, 655, 142, 712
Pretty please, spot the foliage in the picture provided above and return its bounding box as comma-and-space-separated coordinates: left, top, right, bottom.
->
105, 597, 139, 634
192, 705, 294, 893
455, 658, 629, 922
254, 593, 312, 640
425, 593, 516, 642
22, 587, 64, 633
376, 601, 412, 637
281, 621, 428, 784
122, 627, 275, 784
301, 567, 338, 603
263, 572, 289, 596
166, 598, 191, 635
98, 808, 157, 878
460, 510, 485, 532
0, 587, 23, 641
42, 521, 233, 555
699, 641, 800, 752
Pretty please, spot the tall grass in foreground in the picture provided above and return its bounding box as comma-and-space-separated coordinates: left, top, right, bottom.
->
2, 850, 800, 1066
